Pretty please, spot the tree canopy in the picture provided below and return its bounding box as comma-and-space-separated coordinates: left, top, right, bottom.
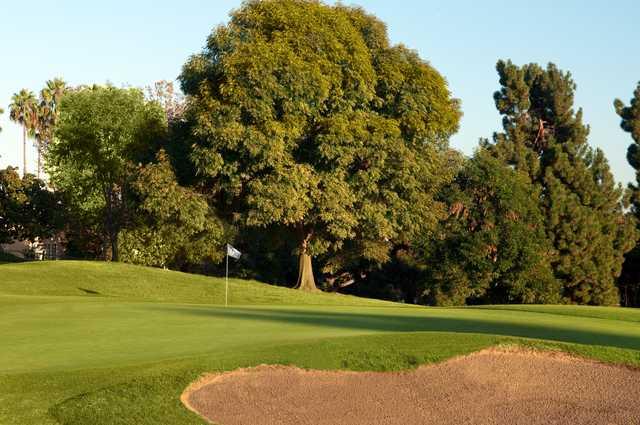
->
47, 85, 167, 261
180, 0, 461, 290
119, 151, 225, 269
614, 82, 640, 307
4, 2, 636, 308
484, 60, 635, 305
615, 82, 640, 217
0, 167, 62, 245
423, 150, 560, 306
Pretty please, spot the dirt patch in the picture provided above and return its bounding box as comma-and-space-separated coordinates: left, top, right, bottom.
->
182, 347, 640, 425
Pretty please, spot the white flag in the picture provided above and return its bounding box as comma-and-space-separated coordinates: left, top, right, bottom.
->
226, 244, 242, 260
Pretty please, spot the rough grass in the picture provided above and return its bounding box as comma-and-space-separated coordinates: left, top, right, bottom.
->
1, 261, 639, 425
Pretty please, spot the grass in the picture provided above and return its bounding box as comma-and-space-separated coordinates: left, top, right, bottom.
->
0, 261, 394, 306
1, 261, 639, 424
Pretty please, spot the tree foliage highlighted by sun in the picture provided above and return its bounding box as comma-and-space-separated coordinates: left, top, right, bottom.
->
180, 0, 462, 290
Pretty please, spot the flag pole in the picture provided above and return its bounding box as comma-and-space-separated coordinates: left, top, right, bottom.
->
225, 246, 229, 308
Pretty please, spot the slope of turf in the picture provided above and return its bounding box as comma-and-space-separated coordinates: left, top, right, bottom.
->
1, 261, 639, 425
0, 261, 395, 306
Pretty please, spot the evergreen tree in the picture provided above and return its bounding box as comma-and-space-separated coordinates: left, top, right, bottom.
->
614, 82, 640, 306
484, 60, 635, 305
422, 150, 560, 306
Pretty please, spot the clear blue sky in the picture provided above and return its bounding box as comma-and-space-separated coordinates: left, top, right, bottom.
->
1, 1, 638, 184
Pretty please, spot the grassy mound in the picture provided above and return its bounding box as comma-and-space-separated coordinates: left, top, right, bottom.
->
0, 260, 394, 306
1, 261, 639, 425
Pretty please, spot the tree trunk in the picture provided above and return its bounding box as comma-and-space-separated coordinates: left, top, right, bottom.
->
37, 148, 41, 179
295, 233, 317, 291
22, 126, 27, 177
104, 185, 120, 262
111, 232, 119, 262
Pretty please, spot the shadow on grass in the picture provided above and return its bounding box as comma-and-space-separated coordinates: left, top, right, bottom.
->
78, 287, 101, 295
150, 305, 640, 351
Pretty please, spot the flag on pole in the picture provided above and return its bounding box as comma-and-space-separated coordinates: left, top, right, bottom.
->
227, 244, 242, 259
225, 244, 241, 308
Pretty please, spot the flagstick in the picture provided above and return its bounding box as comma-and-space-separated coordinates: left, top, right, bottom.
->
225, 250, 229, 308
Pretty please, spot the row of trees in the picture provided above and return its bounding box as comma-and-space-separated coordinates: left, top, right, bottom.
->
3, 0, 639, 306
420, 61, 635, 306
41, 83, 224, 265
0, 105, 62, 247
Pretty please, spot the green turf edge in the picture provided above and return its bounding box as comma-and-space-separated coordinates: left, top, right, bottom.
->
469, 304, 640, 323
23, 332, 638, 425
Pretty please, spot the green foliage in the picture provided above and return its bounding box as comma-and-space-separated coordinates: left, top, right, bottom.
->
9, 80, 68, 178
423, 151, 560, 306
119, 151, 225, 268
484, 60, 635, 305
0, 167, 24, 244
615, 82, 640, 207
0, 167, 63, 244
47, 85, 167, 261
615, 82, 640, 306
34, 79, 68, 154
180, 0, 461, 288
9, 89, 37, 130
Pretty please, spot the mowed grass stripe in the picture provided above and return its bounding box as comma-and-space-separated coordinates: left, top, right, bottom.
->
2, 300, 640, 373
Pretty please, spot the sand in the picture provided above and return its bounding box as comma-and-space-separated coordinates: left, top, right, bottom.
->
181, 348, 640, 425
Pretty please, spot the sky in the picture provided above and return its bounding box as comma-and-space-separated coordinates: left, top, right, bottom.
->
1, 0, 639, 184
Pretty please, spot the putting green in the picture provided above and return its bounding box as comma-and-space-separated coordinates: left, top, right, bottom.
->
1, 261, 639, 425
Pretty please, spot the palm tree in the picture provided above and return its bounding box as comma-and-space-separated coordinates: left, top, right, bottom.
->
34, 79, 67, 178
9, 90, 38, 177
46, 78, 67, 105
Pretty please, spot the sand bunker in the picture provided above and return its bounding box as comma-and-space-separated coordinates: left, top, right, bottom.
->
182, 348, 640, 425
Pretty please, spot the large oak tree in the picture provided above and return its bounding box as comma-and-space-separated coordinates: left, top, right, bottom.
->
180, 0, 461, 290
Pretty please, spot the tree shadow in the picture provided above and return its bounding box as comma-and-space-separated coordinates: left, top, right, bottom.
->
151, 305, 640, 351
78, 287, 101, 295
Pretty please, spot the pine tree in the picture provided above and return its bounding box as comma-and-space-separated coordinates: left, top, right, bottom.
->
614, 82, 640, 306
484, 60, 635, 305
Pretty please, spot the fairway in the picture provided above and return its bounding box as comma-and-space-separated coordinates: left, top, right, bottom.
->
2, 261, 640, 425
